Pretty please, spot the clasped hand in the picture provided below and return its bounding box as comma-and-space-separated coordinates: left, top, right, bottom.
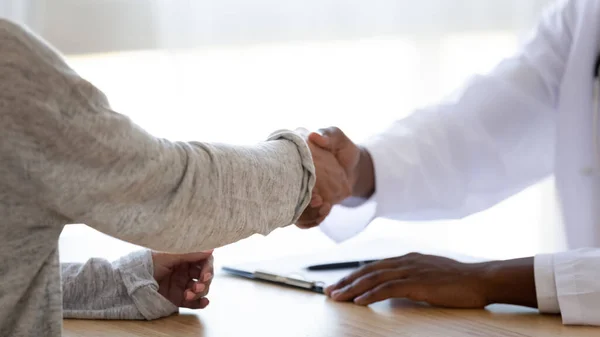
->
296, 127, 360, 228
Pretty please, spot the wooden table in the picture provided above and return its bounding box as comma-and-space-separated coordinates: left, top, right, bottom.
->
63, 272, 598, 337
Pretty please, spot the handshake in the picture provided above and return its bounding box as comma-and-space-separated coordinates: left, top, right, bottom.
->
296, 127, 373, 229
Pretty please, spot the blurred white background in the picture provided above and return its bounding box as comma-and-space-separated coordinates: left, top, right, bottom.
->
1, 0, 563, 264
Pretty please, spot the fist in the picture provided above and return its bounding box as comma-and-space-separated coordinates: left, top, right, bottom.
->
152, 250, 214, 309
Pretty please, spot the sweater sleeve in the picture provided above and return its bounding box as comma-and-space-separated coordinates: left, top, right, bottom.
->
0, 19, 315, 252
62, 250, 178, 320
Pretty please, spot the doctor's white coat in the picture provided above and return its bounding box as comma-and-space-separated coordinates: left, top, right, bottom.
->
322, 0, 600, 326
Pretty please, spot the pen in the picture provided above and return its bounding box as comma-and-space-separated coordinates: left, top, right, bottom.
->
306, 259, 379, 271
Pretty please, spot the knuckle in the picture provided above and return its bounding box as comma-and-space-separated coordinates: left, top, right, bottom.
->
380, 282, 397, 292
355, 265, 372, 275
406, 252, 422, 259
337, 277, 349, 285
364, 271, 383, 283
318, 128, 331, 136
358, 272, 378, 284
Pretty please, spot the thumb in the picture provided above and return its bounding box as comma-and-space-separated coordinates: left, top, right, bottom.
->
308, 132, 330, 149
315, 127, 347, 151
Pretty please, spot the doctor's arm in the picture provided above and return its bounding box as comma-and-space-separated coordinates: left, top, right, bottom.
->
316, 1, 600, 325
325, 249, 600, 326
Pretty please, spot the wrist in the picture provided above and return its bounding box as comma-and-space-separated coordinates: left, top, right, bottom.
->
352, 146, 375, 198
479, 257, 537, 308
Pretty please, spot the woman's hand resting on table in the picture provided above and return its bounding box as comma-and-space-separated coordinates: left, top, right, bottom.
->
152, 250, 215, 309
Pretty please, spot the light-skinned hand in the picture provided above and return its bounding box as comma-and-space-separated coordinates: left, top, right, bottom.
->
152, 250, 214, 309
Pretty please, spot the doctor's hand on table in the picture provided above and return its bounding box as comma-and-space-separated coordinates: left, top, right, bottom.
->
152, 250, 215, 309
324, 253, 537, 309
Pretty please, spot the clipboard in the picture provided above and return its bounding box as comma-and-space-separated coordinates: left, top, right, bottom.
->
221, 246, 376, 294
222, 266, 327, 293
221, 251, 355, 294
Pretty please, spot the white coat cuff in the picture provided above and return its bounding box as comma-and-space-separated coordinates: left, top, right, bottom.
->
553, 249, 597, 325
318, 135, 398, 242
319, 199, 376, 242
534, 253, 560, 314
318, 139, 385, 242
361, 135, 405, 218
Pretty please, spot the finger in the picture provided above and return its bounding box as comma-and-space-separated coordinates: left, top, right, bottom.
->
319, 203, 332, 216
185, 279, 197, 292
317, 127, 345, 148
330, 268, 411, 302
314, 203, 333, 225
326, 252, 424, 294
297, 206, 321, 228
185, 279, 207, 294
354, 280, 423, 306
181, 297, 210, 310
308, 132, 330, 149
186, 254, 213, 280
303, 205, 321, 219
181, 279, 207, 302
184, 284, 207, 301
189, 264, 202, 280
199, 257, 214, 284
296, 220, 318, 229
324, 259, 399, 295
315, 215, 327, 225
193, 282, 208, 297
310, 193, 323, 208
317, 127, 343, 138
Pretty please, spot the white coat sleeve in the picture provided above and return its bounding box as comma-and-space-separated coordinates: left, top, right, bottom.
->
535, 249, 600, 325
320, 0, 575, 241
